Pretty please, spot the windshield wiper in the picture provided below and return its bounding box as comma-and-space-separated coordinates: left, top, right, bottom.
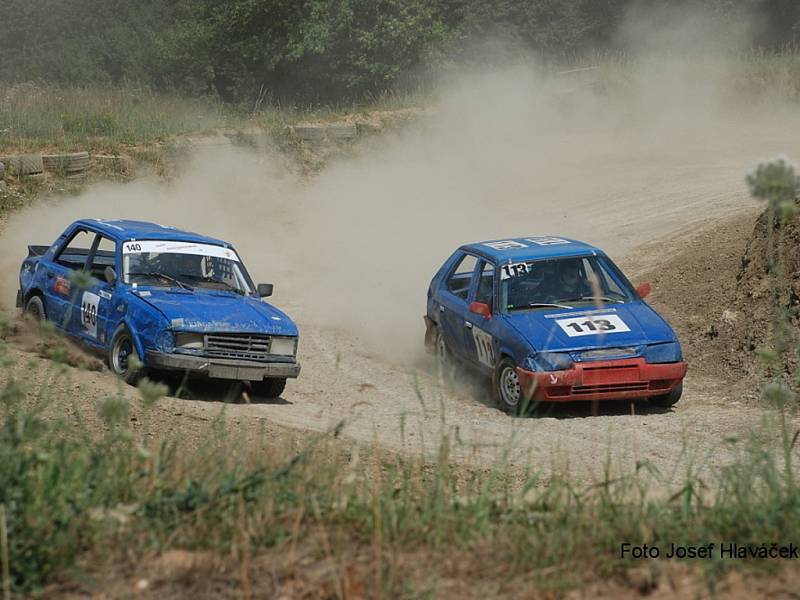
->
178, 274, 244, 295
508, 302, 574, 311
129, 271, 193, 291
558, 295, 624, 304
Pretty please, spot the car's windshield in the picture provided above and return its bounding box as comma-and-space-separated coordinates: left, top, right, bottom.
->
500, 255, 635, 311
122, 240, 254, 294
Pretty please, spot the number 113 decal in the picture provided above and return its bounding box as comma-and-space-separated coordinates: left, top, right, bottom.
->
555, 314, 630, 337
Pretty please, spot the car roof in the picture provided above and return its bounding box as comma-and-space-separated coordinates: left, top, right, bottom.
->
461, 236, 601, 262
73, 219, 229, 246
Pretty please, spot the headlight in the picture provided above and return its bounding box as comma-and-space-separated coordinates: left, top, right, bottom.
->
526, 351, 573, 371
155, 330, 175, 353
270, 336, 297, 356
175, 332, 204, 349
643, 341, 682, 363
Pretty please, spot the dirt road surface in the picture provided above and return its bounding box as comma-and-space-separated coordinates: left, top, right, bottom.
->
3, 206, 796, 486
4, 105, 800, 484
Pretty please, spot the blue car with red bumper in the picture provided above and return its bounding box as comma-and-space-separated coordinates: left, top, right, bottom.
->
425, 236, 687, 413
17, 219, 300, 398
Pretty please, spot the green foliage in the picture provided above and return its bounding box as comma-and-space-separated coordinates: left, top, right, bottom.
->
2, 362, 800, 593
2, 0, 800, 103
746, 157, 799, 208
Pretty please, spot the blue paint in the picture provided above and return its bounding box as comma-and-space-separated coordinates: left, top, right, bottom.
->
426, 236, 684, 373
18, 219, 300, 375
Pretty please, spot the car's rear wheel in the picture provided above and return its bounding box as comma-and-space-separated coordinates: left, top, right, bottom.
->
493, 357, 530, 416
109, 325, 146, 385
24, 295, 46, 322
252, 377, 287, 399
433, 325, 457, 382
649, 382, 683, 408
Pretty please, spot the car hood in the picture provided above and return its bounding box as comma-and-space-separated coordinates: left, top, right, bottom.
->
504, 302, 676, 352
135, 288, 298, 335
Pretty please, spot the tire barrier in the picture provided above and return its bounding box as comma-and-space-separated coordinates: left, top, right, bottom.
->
42, 151, 90, 175
292, 125, 326, 141
94, 154, 134, 175
1, 154, 44, 177
326, 123, 357, 139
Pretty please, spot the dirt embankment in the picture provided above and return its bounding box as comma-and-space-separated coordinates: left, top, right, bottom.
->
636, 205, 800, 396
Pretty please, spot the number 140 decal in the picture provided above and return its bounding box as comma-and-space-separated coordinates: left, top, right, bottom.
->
555, 314, 630, 337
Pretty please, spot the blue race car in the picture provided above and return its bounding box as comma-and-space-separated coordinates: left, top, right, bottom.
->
425, 236, 687, 413
17, 219, 300, 398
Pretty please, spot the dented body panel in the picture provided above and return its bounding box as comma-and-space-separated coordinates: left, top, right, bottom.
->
17, 219, 301, 384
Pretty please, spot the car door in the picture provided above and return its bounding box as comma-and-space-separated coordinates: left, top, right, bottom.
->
462, 259, 499, 372
42, 228, 96, 331
437, 252, 480, 360
74, 233, 117, 349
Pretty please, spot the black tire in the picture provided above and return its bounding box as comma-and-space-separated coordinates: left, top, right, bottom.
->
493, 357, 530, 416
433, 325, 457, 382
108, 325, 146, 385
24, 294, 46, 322
252, 377, 287, 399
649, 382, 682, 408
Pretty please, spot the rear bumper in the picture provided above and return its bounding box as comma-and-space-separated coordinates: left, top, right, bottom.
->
517, 358, 687, 402
145, 350, 301, 381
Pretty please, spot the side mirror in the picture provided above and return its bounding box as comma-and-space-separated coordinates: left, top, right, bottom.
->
636, 282, 652, 299
468, 301, 492, 319
104, 266, 117, 285
257, 283, 274, 298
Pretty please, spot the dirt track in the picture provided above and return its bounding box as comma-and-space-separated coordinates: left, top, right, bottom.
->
3, 206, 796, 485
4, 100, 800, 483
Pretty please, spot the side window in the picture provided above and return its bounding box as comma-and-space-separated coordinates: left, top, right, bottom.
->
55, 230, 96, 270
89, 236, 117, 280
475, 261, 495, 308
446, 254, 478, 300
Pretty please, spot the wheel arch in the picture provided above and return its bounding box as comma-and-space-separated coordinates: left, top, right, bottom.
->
113, 318, 147, 365
24, 286, 45, 305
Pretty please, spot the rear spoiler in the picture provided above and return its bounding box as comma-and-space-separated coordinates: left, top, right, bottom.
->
27, 245, 49, 258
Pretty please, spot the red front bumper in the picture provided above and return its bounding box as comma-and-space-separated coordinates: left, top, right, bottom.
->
517, 358, 687, 403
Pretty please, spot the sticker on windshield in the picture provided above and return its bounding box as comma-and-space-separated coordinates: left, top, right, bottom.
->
122, 240, 239, 262
555, 314, 630, 337
80, 291, 100, 338
500, 262, 530, 280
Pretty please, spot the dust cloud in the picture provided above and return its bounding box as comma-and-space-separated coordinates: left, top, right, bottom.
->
2, 5, 800, 364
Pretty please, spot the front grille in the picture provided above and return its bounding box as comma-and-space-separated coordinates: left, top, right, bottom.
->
571, 382, 649, 395
204, 333, 272, 361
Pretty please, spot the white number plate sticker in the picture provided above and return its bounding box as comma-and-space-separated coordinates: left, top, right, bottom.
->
555, 314, 630, 337
80, 291, 100, 338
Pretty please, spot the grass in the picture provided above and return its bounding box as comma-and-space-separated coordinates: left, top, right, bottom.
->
0, 84, 239, 154
1, 322, 799, 597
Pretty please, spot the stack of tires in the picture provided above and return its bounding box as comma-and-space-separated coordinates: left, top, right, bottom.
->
42, 151, 90, 181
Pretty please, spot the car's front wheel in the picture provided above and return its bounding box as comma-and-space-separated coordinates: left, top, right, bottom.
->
109, 325, 146, 385
24, 295, 46, 322
493, 357, 530, 416
252, 377, 286, 399
649, 382, 683, 408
